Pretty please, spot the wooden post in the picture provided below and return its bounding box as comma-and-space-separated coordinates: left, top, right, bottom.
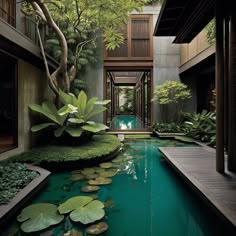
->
215, 0, 225, 173
228, 14, 236, 172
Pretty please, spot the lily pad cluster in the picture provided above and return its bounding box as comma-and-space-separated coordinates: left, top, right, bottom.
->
17, 196, 105, 233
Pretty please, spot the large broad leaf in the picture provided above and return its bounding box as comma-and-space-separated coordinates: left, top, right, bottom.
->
95, 100, 111, 105
29, 103, 60, 125
58, 196, 105, 224
31, 123, 56, 132
68, 118, 84, 124
59, 89, 73, 105
54, 126, 66, 137
58, 104, 78, 116
86, 107, 107, 120
82, 123, 108, 133
85, 97, 98, 116
17, 203, 64, 233
65, 127, 83, 137
77, 91, 87, 116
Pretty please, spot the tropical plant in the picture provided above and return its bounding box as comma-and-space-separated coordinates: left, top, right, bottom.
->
22, 0, 147, 102
152, 122, 187, 133
29, 90, 110, 140
184, 110, 216, 146
152, 80, 191, 123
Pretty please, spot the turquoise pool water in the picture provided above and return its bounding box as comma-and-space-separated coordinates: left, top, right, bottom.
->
111, 115, 144, 130
4, 139, 234, 235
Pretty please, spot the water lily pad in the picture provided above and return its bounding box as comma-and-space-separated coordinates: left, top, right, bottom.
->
99, 162, 113, 168
95, 168, 105, 174
58, 196, 105, 224
112, 157, 124, 163
70, 174, 85, 181
80, 185, 100, 193
17, 203, 64, 233
81, 168, 95, 175
85, 173, 99, 179
104, 200, 114, 208
85, 222, 108, 235
99, 170, 117, 178
88, 177, 112, 185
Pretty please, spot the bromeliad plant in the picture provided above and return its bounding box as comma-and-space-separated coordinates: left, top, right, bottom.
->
29, 90, 110, 139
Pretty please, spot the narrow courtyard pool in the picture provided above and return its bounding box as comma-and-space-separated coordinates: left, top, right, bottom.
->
4, 139, 234, 235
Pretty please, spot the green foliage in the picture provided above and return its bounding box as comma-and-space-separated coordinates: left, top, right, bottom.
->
58, 196, 105, 224
29, 90, 110, 139
152, 81, 191, 123
153, 122, 186, 133
42, 0, 147, 76
205, 19, 215, 45
0, 162, 38, 204
17, 203, 64, 233
10, 135, 120, 164
152, 81, 191, 105
184, 110, 216, 146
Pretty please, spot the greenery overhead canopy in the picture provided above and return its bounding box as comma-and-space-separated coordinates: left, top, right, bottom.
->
23, 0, 149, 97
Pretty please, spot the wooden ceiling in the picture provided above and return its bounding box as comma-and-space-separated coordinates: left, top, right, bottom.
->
154, 0, 215, 43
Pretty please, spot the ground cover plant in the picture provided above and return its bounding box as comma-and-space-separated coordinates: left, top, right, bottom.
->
152, 122, 187, 134
0, 162, 38, 204
10, 135, 120, 166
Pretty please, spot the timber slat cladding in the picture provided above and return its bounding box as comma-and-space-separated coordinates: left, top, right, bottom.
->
158, 147, 236, 227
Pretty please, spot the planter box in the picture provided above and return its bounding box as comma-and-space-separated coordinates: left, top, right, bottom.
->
154, 130, 186, 138
0, 165, 50, 227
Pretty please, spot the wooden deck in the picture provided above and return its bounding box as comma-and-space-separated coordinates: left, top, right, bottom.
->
158, 146, 236, 228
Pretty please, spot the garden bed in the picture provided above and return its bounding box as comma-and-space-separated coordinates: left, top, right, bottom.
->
0, 165, 50, 227
10, 135, 121, 172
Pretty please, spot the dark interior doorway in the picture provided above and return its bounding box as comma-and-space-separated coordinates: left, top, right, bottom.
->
0, 51, 17, 153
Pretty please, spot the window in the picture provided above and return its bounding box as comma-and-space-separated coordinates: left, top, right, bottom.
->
0, 0, 16, 27
105, 15, 153, 60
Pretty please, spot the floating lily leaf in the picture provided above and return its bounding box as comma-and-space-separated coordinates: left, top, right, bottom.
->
17, 203, 64, 233
99, 162, 113, 168
95, 168, 105, 174
104, 200, 114, 208
85, 173, 99, 180
70, 174, 85, 181
174, 136, 194, 143
85, 222, 108, 235
58, 196, 105, 224
99, 170, 117, 178
80, 185, 100, 193
88, 177, 112, 185
81, 168, 95, 175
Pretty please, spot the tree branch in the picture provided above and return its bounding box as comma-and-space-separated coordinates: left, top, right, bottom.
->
36, 20, 58, 95
33, 0, 68, 74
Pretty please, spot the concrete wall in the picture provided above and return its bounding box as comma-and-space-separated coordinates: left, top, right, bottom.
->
82, 38, 104, 123
152, 13, 181, 122
0, 59, 49, 160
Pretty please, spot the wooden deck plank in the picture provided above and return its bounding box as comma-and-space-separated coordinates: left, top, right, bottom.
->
158, 147, 236, 227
